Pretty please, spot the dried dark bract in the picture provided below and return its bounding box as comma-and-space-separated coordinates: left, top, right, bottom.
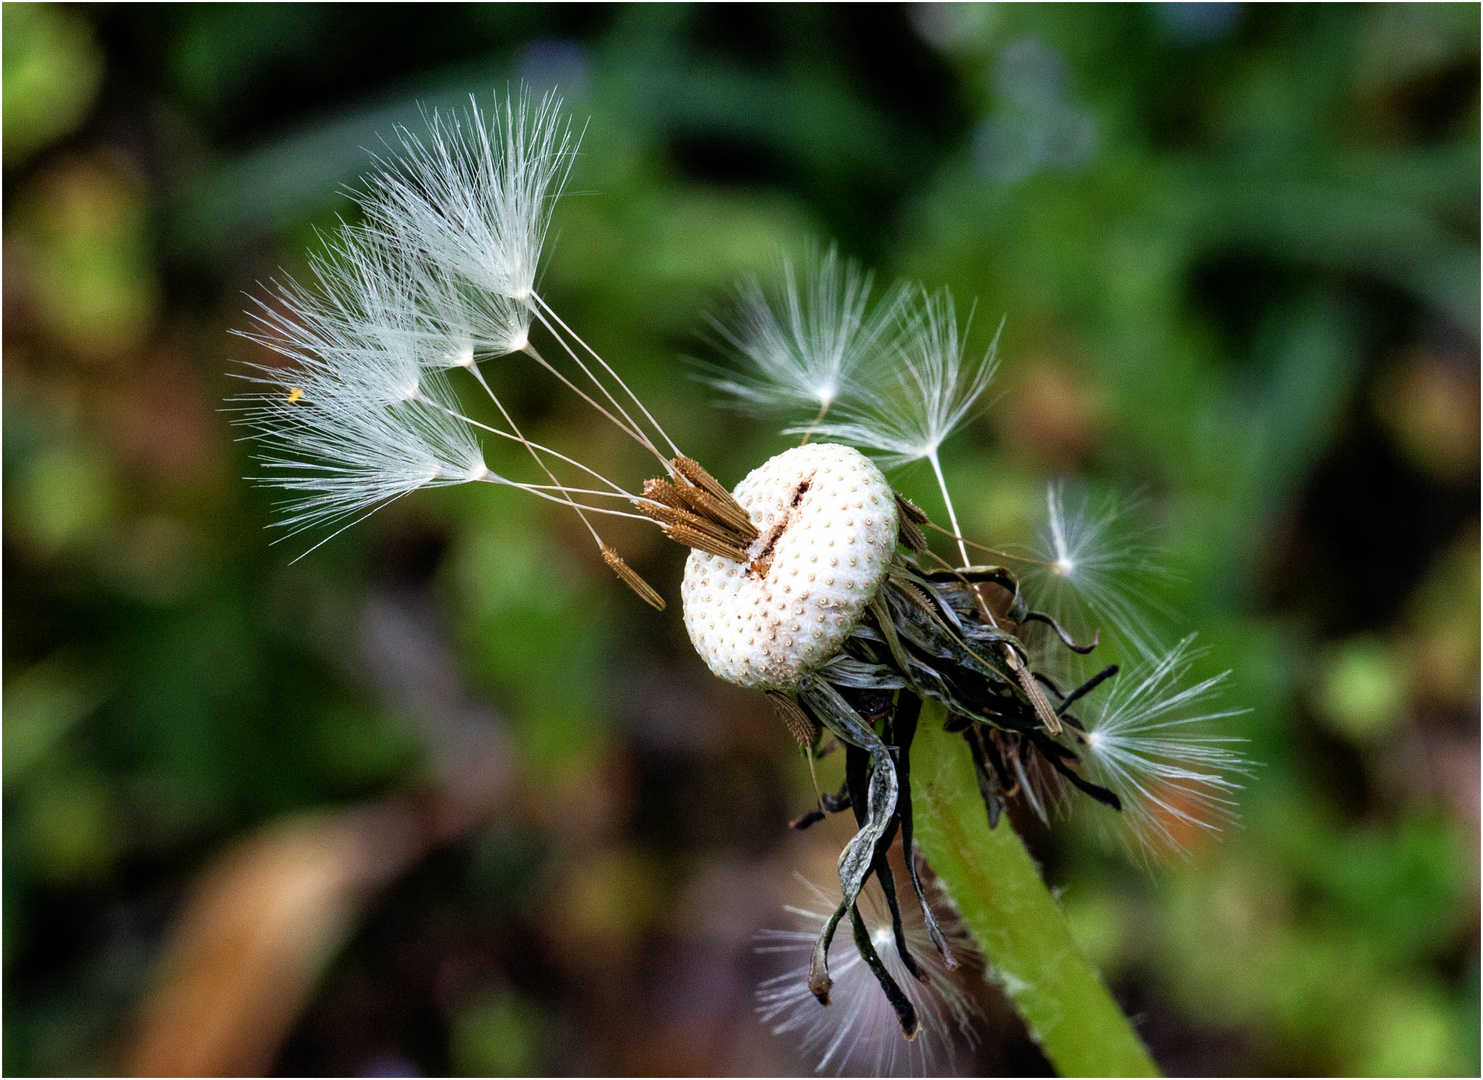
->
766, 494, 1134, 1033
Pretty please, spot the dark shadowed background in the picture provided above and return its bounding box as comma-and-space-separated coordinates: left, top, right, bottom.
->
4, 3, 1479, 1076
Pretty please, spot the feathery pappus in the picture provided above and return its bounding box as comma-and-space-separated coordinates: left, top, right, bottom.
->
757, 875, 981, 1077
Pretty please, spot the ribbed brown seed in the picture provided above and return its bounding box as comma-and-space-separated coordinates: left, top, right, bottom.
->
663, 523, 750, 563
897, 514, 928, 553
671, 455, 733, 505
674, 478, 759, 541
672, 456, 758, 539
767, 691, 817, 748
637, 498, 743, 550
642, 457, 759, 564
894, 579, 941, 620
1003, 647, 1063, 736
601, 545, 666, 611
641, 477, 689, 512
895, 492, 930, 525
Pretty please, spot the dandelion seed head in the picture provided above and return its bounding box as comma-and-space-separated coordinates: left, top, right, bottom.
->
232, 230, 492, 546
1073, 636, 1252, 859
757, 876, 981, 1077
233, 89, 690, 564
406, 248, 533, 361
235, 354, 487, 544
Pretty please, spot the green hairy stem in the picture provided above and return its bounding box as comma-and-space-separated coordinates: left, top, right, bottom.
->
909, 700, 1161, 1078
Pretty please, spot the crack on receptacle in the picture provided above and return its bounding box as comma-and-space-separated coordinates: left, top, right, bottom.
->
750, 474, 815, 578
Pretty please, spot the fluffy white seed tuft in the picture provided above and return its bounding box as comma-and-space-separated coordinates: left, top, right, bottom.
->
756, 877, 980, 1077
401, 240, 534, 362
681, 443, 897, 690
236, 360, 487, 544
704, 244, 905, 422
361, 90, 576, 303
1076, 636, 1251, 858
805, 287, 999, 470
1023, 481, 1171, 662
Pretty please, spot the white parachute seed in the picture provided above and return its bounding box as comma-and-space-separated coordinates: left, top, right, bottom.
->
681, 443, 897, 690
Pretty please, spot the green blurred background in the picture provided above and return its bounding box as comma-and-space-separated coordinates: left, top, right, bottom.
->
4, 3, 1478, 1076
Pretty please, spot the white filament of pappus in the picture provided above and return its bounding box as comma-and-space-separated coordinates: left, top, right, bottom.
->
1023, 481, 1174, 662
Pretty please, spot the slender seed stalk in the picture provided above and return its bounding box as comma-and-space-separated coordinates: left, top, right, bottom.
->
909, 700, 1161, 1078
519, 338, 657, 458
415, 390, 637, 499
798, 397, 831, 446
531, 290, 684, 458
460, 361, 605, 546
922, 450, 1064, 731
927, 449, 971, 571
472, 476, 651, 520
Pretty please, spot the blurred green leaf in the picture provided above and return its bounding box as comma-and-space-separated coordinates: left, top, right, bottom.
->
1, 3, 104, 166
451, 987, 545, 1077
1061, 885, 1131, 974
11, 157, 158, 357
306, 702, 420, 792
17, 768, 117, 884
1309, 813, 1468, 960
1357, 981, 1468, 1077
3, 653, 107, 784
10, 444, 114, 555
445, 487, 610, 771
1314, 637, 1407, 742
